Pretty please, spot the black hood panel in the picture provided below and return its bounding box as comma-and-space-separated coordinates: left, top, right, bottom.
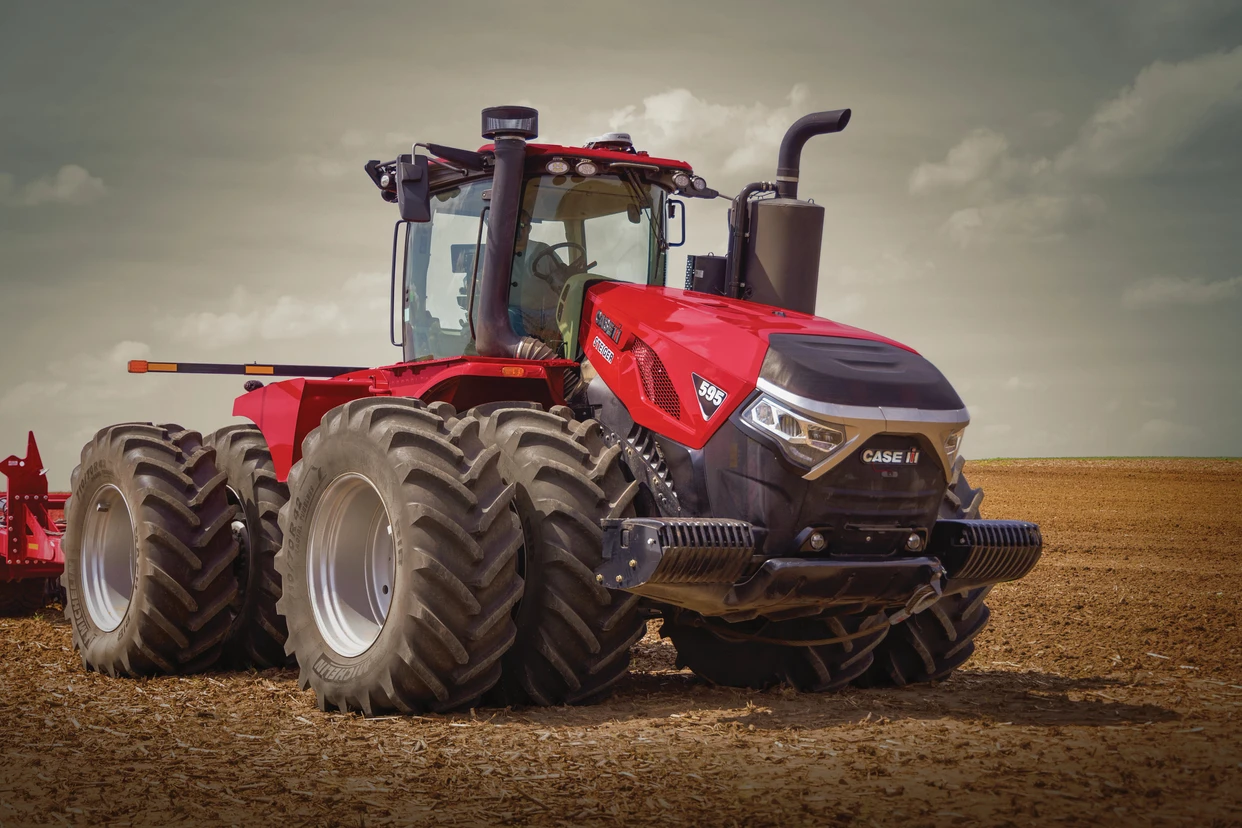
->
761, 335, 964, 410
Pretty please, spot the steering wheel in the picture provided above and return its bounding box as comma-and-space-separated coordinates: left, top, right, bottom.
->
529, 242, 594, 286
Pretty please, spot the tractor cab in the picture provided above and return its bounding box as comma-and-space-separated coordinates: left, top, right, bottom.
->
371, 114, 705, 365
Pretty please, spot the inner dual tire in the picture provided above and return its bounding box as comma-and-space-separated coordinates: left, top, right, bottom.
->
475, 404, 646, 706
275, 398, 524, 714
204, 425, 291, 669
61, 423, 239, 676
661, 611, 890, 692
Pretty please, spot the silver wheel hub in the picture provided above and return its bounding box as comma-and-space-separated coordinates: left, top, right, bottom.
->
81, 484, 136, 632
307, 473, 395, 658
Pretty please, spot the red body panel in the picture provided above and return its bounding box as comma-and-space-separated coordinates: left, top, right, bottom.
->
475, 142, 693, 171
581, 284, 916, 450
1, 433, 66, 582
234, 356, 575, 481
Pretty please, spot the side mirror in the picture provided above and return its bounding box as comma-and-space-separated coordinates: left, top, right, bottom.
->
667, 198, 687, 248
396, 154, 431, 222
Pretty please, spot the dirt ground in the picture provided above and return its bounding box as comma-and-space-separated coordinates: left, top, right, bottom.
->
2, 459, 1240, 827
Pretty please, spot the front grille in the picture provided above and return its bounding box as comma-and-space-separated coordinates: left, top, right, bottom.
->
633, 338, 682, 421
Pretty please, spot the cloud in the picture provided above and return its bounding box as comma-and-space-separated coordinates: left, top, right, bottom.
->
160, 273, 388, 348
0, 164, 107, 206
1002, 376, 1041, 391
1122, 275, 1242, 309
0, 380, 69, 415
1141, 397, 1177, 412
909, 129, 1010, 194
945, 194, 1104, 247
913, 46, 1242, 246
1057, 45, 1242, 177
601, 85, 811, 176
835, 250, 934, 286
817, 292, 866, 321
1, 341, 152, 415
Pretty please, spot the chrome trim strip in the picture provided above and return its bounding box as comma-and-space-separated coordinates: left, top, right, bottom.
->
754, 378, 970, 482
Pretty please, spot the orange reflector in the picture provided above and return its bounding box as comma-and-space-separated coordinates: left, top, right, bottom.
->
501, 366, 527, 377
147, 362, 178, 372
244, 365, 275, 375
128, 360, 149, 373
28, 542, 38, 552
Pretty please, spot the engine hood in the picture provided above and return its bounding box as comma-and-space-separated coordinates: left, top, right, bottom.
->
582, 283, 938, 449
588, 284, 914, 373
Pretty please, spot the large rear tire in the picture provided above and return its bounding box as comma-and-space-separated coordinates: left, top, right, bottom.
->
477, 405, 645, 706
204, 425, 291, 669
61, 423, 239, 676
662, 611, 889, 691
856, 456, 992, 688
275, 398, 523, 714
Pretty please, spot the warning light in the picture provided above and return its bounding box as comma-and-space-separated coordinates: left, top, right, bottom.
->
501, 366, 527, 378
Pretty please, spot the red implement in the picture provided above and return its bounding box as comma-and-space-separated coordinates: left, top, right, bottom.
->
1, 433, 66, 610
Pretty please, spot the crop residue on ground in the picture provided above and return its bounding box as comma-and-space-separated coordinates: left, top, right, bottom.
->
1, 459, 1240, 826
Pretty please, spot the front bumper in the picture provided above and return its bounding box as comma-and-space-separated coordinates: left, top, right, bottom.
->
597, 516, 1041, 622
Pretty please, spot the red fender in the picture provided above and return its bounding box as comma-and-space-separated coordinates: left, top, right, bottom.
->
233, 356, 575, 481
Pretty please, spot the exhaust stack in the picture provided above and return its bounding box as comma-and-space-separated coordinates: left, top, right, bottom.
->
475, 105, 559, 361
729, 108, 851, 316
775, 108, 851, 199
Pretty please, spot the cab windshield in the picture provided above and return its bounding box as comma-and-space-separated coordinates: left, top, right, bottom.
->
403, 173, 664, 360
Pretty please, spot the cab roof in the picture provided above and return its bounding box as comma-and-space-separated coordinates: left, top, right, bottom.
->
475, 142, 693, 171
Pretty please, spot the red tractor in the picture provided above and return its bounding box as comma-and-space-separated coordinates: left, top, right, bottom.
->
49, 106, 1042, 713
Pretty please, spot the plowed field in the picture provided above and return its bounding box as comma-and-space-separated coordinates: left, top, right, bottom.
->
2, 460, 1239, 827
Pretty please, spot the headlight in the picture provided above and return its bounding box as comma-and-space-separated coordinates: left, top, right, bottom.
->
945, 428, 965, 459
742, 395, 845, 467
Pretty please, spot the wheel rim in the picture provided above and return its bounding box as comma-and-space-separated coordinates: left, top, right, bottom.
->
81, 484, 136, 632
306, 473, 395, 658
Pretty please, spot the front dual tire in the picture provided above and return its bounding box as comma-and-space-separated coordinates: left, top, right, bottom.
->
275, 398, 524, 714
276, 400, 644, 713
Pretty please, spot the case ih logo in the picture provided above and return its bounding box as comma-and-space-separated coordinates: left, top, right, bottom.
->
692, 373, 727, 420
861, 448, 920, 465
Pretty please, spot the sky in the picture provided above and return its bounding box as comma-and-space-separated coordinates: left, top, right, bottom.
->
2, 1, 1241, 485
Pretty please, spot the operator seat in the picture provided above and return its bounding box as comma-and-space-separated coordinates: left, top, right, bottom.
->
508, 239, 565, 347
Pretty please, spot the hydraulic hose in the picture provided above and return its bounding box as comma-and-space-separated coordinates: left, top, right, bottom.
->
724, 181, 777, 300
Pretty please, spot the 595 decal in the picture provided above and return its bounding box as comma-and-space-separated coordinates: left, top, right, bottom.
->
691, 373, 726, 420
